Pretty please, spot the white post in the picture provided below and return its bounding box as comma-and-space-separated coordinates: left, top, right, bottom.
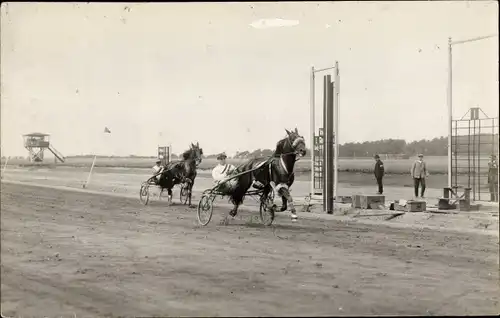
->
447, 37, 453, 189
169, 144, 172, 163
310, 66, 315, 196
1, 156, 10, 179
83, 155, 97, 188
334, 61, 340, 199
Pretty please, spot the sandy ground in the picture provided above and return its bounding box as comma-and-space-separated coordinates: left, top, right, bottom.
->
1, 168, 499, 317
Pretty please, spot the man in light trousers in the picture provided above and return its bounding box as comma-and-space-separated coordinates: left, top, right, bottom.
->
411, 154, 428, 198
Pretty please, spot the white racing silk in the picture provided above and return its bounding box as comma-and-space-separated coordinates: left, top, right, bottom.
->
152, 165, 162, 174
152, 165, 163, 180
212, 163, 236, 182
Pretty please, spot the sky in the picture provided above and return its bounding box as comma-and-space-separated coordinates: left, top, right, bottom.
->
1, 1, 498, 157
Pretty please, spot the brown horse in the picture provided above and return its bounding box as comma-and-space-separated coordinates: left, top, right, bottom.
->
226, 128, 306, 220
158, 142, 203, 206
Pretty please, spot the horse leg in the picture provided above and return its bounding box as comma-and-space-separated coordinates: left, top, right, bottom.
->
280, 196, 288, 212
229, 203, 239, 217
279, 187, 297, 219
280, 173, 294, 212
261, 185, 271, 202
167, 188, 173, 204
262, 185, 275, 206
188, 179, 195, 208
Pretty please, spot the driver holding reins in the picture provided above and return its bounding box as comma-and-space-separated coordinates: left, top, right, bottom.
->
152, 159, 164, 184
211, 153, 236, 184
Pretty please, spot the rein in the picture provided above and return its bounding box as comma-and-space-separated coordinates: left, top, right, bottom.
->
209, 135, 304, 189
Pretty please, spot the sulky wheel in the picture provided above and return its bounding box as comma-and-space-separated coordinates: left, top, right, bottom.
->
259, 189, 276, 226
180, 183, 190, 205
197, 194, 214, 226
139, 183, 150, 205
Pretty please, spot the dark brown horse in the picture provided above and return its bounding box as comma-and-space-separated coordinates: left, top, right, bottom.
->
226, 128, 306, 219
158, 142, 203, 206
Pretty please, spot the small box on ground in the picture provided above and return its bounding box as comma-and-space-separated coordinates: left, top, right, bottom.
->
352, 195, 363, 208
394, 200, 426, 212
352, 195, 385, 209
458, 199, 481, 211
438, 198, 456, 210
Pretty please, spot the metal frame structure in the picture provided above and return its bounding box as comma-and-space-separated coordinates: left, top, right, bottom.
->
447, 34, 497, 188
313, 128, 324, 193
157, 146, 171, 166
451, 108, 499, 201
309, 62, 340, 213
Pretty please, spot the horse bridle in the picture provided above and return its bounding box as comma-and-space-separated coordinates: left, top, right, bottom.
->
190, 146, 203, 167
281, 134, 306, 159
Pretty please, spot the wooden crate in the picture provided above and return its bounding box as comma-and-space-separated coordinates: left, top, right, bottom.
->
458, 199, 481, 211
352, 195, 363, 208
352, 195, 385, 209
394, 200, 426, 212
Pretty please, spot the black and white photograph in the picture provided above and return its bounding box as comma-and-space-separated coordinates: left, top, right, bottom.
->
1, 1, 498, 316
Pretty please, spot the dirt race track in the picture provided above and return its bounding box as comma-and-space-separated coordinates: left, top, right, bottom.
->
1, 182, 499, 317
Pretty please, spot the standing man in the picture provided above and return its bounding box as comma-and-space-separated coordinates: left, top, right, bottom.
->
411, 154, 428, 198
488, 154, 498, 202
374, 154, 385, 194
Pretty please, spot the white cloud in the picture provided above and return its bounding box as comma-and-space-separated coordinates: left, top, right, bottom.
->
249, 18, 299, 29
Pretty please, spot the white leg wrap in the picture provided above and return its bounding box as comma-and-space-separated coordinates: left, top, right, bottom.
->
274, 183, 289, 196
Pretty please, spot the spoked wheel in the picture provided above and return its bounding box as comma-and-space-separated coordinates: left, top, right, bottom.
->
140, 183, 150, 205
197, 194, 214, 226
259, 189, 276, 226
180, 183, 190, 205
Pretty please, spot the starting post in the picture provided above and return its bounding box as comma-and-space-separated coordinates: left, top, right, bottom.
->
309, 62, 340, 214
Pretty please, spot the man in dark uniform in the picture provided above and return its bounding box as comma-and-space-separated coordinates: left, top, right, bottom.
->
374, 154, 385, 194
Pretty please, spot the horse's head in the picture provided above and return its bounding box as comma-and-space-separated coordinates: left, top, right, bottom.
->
190, 142, 203, 166
284, 128, 307, 157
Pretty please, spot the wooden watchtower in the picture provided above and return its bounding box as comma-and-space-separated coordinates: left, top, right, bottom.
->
22, 132, 65, 163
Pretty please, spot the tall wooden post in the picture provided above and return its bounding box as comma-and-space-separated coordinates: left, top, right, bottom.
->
326, 78, 334, 214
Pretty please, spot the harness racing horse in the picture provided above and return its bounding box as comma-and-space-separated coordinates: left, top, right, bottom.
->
273, 131, 298, 212
227, 128, 306, 220
158, 142, 203, 206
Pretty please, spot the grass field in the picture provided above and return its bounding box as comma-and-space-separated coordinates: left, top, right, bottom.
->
2, 156, 451, 174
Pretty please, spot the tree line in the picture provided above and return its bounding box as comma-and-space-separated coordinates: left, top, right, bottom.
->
54, 137, 449, 160
337, 137, 448, 158
228, 137, 448, 159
